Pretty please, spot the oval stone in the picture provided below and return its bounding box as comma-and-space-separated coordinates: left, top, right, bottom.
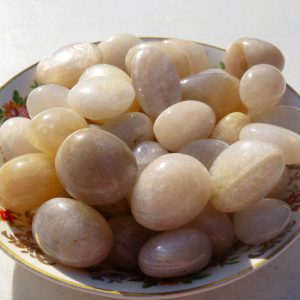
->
131, 47, 181, 119
234, 198, 291, 245
131, 153, 211, 231
210, 140, 285, 212
36, 43, 102, 88
240, 123, 300, 165
138, 227, 212, 278
224, 37, 285, 78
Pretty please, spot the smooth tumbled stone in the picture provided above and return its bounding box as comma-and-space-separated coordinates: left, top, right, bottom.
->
234, 198, 291, 245
32, 198, 113, 268
28, 108, 88, 155
224, 37, 285, 78
210, 140, 285, 212
79, 64, 131, 83
36, 43, 102, 88
133, 141, 168, 172
102, 112, 154, 149
95, 198, 130, 218
189, 203, 235, 256
240, 123, 300, 165
251, 105, 300, 134
268, 167, 290, 198
0, 117, 38, 160
98, 33, 142, 72
0, 153, 63, 212
240, 64, 286, 112
107, 215, 153, 271
212, 112, 250, 144
131, 153, 211, 231
27, 84, 69, 118
181, 69, 244, 120
68, 77, 135, 120
154, 101, 216, 151
55, 128, 138, 206
131, 47, 181, 119
138, 227, 212, 278
178, 138, 228, 170
163, 39, 211, 74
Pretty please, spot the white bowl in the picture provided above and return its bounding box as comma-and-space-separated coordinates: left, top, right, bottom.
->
0, 38, 300, 299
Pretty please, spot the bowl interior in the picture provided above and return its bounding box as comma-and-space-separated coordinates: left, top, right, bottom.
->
0, 38, 300, 299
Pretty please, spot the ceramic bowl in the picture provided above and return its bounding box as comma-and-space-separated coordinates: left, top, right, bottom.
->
0, 38, 300, 300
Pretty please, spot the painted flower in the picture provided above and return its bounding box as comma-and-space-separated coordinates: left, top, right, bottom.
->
0, 209, 17, 223
3, 100, 29, 118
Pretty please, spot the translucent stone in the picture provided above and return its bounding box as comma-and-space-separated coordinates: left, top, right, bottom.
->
133, 141, 168, 173
79, 64, 131, 83
251, 105, 300, 134
102, 112, 154, 149
0, 117, 38, 160
68, 77, 135, 120
138, 227, 212, 278
28, 108, 88, 156
189, 203, 235, 256
268, 167, 290, 198
212, 112, 250, 144
95, 198, 130, 218
224, 37, 285, 79
98, 34, 142, 72
210, 140, 285, 212
88, 123, 102, 129
131, 47, 181, 119
125, 42, 159, 74
178, 139, 228, 170
106, 215, 153, 271
32, 198, 113, 267
36, 43, 102, 88
55, 128, 138, 206
240, 64, 286, 112
131, 153, 211, 231
234, 198, 291, 245
181, 69, 244, 120
163, 39, 211, 74
26, 84, 69, 118
240, 123, 300, 165
153, 101, 216, 151
0, 153, 63, 212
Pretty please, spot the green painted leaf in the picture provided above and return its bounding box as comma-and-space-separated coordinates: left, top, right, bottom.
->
30, 80, 39, 89
219, 61, 225, 70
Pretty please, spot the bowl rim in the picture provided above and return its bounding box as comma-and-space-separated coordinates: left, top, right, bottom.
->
0, 37, 300, 299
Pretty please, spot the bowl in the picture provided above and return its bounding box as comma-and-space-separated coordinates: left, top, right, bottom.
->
0, 37, 300, 299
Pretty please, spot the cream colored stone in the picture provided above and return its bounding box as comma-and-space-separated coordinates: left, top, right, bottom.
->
138, 228, 212, 278
36, 43, 102, 88
163, 38, 211, 74
234, 198, 291, 245
0, 153, 63, 212
178, 138, 228, 170
131, 153, 211, 231
240, 64, 286, 112
79, 64, 131, 82
32, 198, 113, 267
102, 112, 154, 149
154, 101, 216, 151
68, 77, 135, 120
27, 107, 88, 156
240, 123, 300, 165
210, 140, 285, 212
181, 69, 245, 120
98, 33, 142, 72
131, 47, 181, 119
0, 117, 39, 160
212, 112, 250, 144
27, 84, 69, 118
224, 37, 285, 78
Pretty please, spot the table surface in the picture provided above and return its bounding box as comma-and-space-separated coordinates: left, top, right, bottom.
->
1, 1, 300, 299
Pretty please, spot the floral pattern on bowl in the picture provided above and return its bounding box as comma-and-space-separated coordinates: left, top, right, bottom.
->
0, 38, 300, 299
